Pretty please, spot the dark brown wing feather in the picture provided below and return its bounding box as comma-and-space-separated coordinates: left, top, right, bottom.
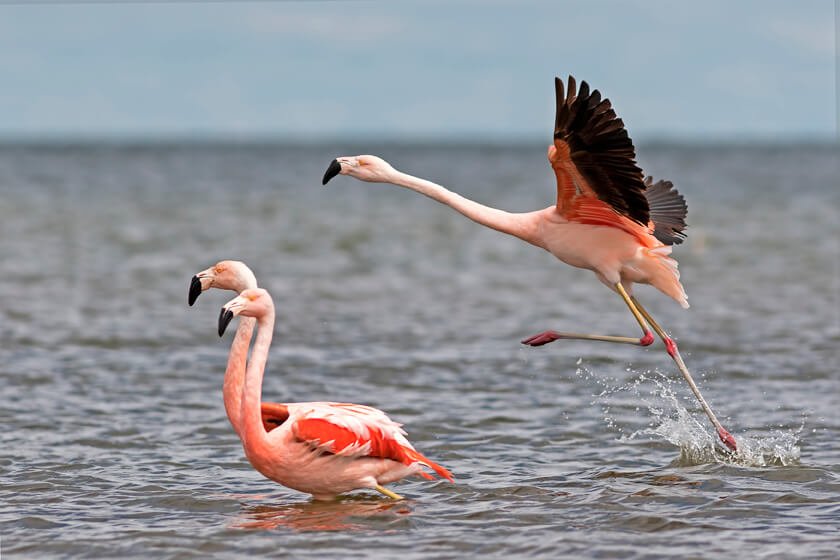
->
553, 76, 649, 225
644, 176, 688, 245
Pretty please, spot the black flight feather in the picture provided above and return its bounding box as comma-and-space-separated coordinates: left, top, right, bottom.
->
644, 176, 688, 245
553, 75, 649, 225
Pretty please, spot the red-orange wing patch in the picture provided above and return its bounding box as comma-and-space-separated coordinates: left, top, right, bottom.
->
295, 417, 369, 453
293, 410, 453, 482
567, 197, 657, 248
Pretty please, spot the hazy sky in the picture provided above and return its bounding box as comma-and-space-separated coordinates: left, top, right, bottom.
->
0, 0, 836, 141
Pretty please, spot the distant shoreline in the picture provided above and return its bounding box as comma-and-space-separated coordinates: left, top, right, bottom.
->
0, 136, 836, 150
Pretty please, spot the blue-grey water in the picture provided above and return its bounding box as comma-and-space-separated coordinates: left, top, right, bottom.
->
1, 142, 838, 558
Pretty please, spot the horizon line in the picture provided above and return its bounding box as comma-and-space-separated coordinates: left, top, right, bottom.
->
0, 132, 836, 148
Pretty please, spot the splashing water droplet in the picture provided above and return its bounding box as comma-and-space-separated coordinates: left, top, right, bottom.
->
575, 362, 802, 467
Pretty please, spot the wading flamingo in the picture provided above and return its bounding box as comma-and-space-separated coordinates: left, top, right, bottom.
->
216, 287, 453, 500
321, 75, 737, 452
189, 260, 289, 435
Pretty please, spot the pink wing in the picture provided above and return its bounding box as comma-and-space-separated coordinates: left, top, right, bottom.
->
289, 402, 453, 482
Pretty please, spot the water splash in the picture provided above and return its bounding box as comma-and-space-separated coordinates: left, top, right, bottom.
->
576, 363, 802, 467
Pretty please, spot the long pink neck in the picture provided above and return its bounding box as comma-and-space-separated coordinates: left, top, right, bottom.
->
222, 316, 255, 436
390, 170, 543, 247
240, 308, 275, 450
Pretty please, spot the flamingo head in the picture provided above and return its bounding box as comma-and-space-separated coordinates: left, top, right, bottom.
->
189, 260, 258, 306
322, 155, 397, 185
218, 288, 274, 336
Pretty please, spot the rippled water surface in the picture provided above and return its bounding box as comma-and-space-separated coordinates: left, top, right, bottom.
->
1, 142, 838, 558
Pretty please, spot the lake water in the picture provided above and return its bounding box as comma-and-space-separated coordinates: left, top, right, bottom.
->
1, 142, 838, 558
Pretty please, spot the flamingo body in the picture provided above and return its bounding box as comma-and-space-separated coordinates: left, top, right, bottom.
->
241, 401, 450, 500
533, 208, 687, 307
218, 288, 452, 500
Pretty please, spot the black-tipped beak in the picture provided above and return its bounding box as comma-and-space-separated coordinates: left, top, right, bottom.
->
322, 159, 342, 185
188, 275, 202, 306
218, 307, 235, 337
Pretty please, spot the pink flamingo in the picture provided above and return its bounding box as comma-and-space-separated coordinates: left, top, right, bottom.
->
321, 75, 737, 452
216, 287, 453, 500
189, 260, 289, 435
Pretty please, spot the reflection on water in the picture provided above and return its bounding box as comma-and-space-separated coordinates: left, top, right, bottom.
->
232, 497, 412, 532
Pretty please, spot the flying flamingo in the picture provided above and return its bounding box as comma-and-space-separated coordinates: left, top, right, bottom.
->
215, 287, 453, 500
321, 75, 737, 452
188, 260, 290, 435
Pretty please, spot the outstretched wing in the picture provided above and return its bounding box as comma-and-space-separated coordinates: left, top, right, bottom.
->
290, 403, 453, 481
551, 76, 649, 226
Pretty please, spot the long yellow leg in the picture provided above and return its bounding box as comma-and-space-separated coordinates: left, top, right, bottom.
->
629, 295, 737, 452
631, 297, 672, 341
521, 281, 736, 451
375, 485, 404, 500
614, 283, 650, 332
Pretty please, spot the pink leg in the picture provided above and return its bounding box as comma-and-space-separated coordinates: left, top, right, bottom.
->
521, 330, 654, 347
522, 284, 737, 452
522, 286, 655, 348
634, 297, 737, 452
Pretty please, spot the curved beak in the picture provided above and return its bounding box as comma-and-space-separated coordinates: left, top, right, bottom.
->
322, 159, 342, 185
188, 275, 203, 306
218, 306, 235, 337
